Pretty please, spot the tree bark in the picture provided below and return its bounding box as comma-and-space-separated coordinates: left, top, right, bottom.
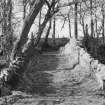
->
52, 16, 56, 45
102, 14, 105, 44
43, 19, 52, 46
0, 0, 13, 57
79, 3, 85, 37
23, 0, 26, 20
0, 0, 45, 94
0, 0, 58, 95
74, 1, 78, 39
68, 14, 71, 38
39, 9, 42, 31
95, 15, 98, 39
6, 0, 13, 56
51, 0, 56, 45
2, 0, 7, 36
1, 0, 7, 55
11, 0, 45, 61
90, 0, 94, 37
85, 25, 88, 35
34, 8, 54, 46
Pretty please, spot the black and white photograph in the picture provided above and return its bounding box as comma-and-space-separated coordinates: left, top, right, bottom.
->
0, 0, 105, 104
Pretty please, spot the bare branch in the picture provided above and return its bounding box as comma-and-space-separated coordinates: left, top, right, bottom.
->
45, 0, 51, 9
59, 0, 87, 8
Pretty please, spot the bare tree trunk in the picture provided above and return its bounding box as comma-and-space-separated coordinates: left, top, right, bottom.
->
95, 15, 98, 39
6, 0, 13, 56
2, 0, 7, 36
0, 0, 13, 57
82, 18, 85, 36
94, 15, 98, 57
52, 16, 56, 45
0, 0, 58, 95
23, 0, 26, 20
34, 8, 55, 46
39, 9, 42, 31
90, 0, 94, 37
68, 14, 71, 38
52, 0, 56, 45
67, 0, 71, 38
85, 24, 89, 36
11, 0, 45, 61
74, 1, 78, 39
1, 0, 7, 55
0, 0, 45, 94
79, 3, 85, 37
43, 19, 52, 46
102, 14, 105, 44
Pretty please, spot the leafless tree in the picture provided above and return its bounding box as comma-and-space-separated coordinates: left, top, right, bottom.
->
0, 0, 59, 95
